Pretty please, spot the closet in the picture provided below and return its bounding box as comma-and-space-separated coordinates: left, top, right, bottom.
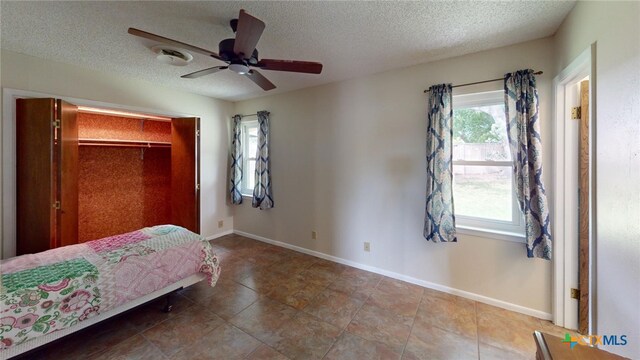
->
16, 98, 200, 256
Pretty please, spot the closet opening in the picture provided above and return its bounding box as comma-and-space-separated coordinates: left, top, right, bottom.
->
14, 98, 201, 256
77, 106, 173, 243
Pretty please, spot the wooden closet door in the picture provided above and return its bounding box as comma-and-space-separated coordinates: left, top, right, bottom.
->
56, 100, 79, 247
16, 98, 56, 255
171, 117, 200, 233
16, 98, 79, 255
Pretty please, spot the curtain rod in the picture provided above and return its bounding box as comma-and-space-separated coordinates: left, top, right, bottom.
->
240, 113, 258, 118
423, 71, 543, 93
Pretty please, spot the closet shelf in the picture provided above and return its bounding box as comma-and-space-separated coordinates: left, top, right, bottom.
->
78, 138, 171, 148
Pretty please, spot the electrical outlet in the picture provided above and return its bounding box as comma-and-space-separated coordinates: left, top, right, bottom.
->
218, 220, 224, 228
364, 242, 371, 252
311, 231, 317, 240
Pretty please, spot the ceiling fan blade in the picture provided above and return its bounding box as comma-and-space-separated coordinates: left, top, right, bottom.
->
181, 66, 228, 79
233, 9, 265, 59
244, 70, 276, 91
128, 27, 222, 61
256, 59, 323, 74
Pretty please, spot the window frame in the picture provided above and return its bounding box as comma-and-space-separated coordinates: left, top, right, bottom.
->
452, 90, 525, 242
240, 120, 259, 197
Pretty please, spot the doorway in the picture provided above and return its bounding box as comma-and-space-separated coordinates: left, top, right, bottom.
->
552, 44, 596, 335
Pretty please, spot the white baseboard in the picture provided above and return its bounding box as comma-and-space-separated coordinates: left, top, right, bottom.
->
204, 229, 234, 241
233, 230, 553, 321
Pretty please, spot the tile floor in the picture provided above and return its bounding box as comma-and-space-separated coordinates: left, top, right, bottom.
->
25, 234, 577, 359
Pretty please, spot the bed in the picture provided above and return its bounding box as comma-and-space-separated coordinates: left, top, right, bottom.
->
0, 225, 220, 359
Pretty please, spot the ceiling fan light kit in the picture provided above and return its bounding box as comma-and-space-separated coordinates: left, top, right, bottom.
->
129, 9, 323, 91
229, 63, 250, 75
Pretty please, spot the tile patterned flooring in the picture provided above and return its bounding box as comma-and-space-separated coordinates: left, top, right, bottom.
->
25, 234, 577, 359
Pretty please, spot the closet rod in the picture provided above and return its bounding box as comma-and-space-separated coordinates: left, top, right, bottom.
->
78, 138, 171, 148
422, 70, 543, 93
79, 138, 170, 144
79, 143, 171, 148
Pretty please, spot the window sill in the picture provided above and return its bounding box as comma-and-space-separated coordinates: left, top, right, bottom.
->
241, 194, 253, 199
456, 225, 525, 243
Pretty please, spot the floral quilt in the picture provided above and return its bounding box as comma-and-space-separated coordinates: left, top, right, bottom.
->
0, 225, 220, 351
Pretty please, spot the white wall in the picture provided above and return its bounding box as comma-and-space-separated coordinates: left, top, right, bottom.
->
0, 50, 235, 258
233, 38, 555, 315
554, 2, 640, 357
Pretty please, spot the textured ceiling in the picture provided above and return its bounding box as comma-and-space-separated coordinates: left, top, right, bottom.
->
1, 1, 574, 101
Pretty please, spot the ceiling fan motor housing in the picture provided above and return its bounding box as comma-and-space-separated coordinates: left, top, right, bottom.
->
218, 38, 258, 65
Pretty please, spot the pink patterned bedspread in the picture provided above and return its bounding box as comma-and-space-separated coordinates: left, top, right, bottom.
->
0, 225, 220, 350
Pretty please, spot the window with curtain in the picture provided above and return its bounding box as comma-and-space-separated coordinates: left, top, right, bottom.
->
240, 120, 258, 196
452, 90, 525, 239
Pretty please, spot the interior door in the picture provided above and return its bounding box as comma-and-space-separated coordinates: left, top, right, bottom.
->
578, 80, 590, 334
171, 117, 201, 233
16, 98, 57, 255
56, 100, 79, 247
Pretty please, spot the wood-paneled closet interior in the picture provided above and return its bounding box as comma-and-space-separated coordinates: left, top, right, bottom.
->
16, 98, 201, 256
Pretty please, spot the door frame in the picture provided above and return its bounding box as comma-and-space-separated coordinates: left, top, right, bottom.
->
551, 44, 597, 333
2, 88, 198, 258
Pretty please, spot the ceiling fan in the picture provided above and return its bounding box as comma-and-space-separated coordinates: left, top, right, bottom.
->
128, 9, 323, 91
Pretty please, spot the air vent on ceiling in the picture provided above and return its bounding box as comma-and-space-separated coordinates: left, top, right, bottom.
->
151, 45, 193, 66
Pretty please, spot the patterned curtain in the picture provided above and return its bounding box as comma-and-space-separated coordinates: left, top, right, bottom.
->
424, 84, 457, 242
504, 69, 552, 260
252, 111, 274, 209
229, 115, 243, 204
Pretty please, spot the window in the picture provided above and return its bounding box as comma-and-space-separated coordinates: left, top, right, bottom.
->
241, 120, 258, 196
452, 91, 524, 239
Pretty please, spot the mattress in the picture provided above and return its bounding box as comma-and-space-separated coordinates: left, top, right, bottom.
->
0, 225, 220, 353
